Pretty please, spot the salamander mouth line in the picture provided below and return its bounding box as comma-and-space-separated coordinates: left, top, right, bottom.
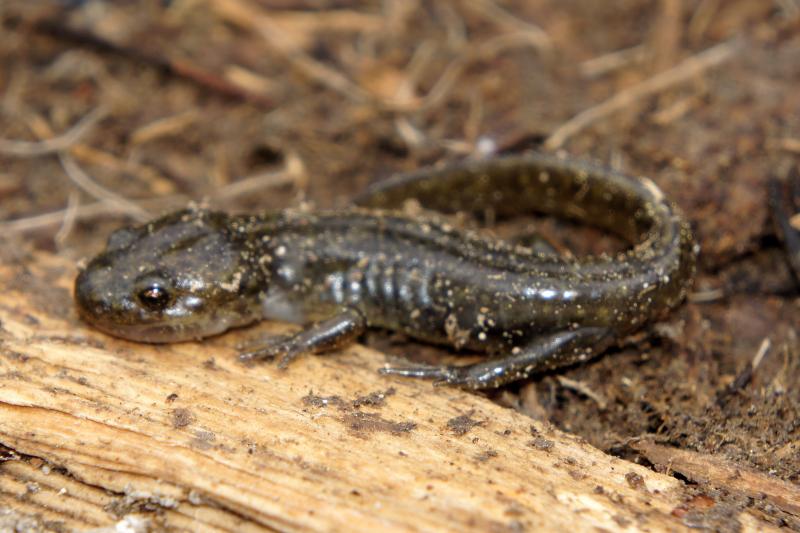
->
83, 321, 188, 343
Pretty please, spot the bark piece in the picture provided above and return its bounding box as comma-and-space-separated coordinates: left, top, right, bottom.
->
0, 251, 772, 531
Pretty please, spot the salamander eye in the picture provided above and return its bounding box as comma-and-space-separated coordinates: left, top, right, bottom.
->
137, 282, 171, 310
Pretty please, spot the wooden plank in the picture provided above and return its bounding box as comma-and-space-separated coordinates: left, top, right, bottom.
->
0, 251, 768, 531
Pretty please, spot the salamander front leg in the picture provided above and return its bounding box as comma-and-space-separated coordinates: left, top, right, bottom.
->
380, 327, 614, 389
239, 307, 367, 368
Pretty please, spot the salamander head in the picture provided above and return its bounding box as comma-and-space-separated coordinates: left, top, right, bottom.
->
75, 208, 266, 343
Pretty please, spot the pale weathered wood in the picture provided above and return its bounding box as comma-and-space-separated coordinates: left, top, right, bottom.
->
0, 251, 774, 532
633, 439, 800, 517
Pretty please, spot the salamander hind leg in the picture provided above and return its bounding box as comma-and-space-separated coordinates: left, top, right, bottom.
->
239, 307, 367, 368
379, 327, 614, 389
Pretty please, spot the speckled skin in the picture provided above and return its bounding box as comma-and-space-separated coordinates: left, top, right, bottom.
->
75, 153, 696, 389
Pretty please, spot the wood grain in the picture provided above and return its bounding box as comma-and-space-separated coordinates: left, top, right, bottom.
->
0, 250, 771, 531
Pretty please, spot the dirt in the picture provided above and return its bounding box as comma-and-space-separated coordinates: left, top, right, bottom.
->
1, 0, 799, 528
446, 411, 484, 436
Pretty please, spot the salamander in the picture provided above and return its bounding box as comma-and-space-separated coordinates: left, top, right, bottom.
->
74, 153, 696, 389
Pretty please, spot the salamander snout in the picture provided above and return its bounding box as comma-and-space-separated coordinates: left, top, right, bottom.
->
74, 251, 196, 342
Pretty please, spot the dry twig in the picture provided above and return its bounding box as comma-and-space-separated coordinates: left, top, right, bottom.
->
54, 191, 81, 247
215, 153, 306, 201
0, 107, 107, 157
556, 376, 608, 409
459, 0, 552, 52
579, 45, 647, 79
633, 439, 800, 518
0, 197, 182, 235
0, 154, 303, 234
771, 137, 800, 154
211, 0, 372, 104
544, 38, 740, 150
58, 152, 152, 222
129, 110, 200, 146
33, 18, 274, 108
418, 32, 551, 113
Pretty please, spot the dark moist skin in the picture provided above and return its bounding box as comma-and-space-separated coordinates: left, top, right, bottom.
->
75, 153, 696, 389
